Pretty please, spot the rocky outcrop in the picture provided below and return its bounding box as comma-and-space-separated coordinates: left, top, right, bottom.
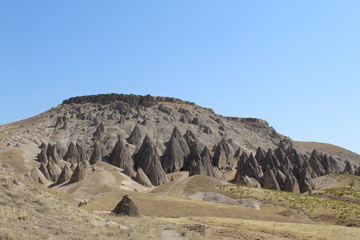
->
63, 142, 78, 164
134, 168, 153, 188
298, 169, 312, 193
112, 195, 142, 217
126, 124, 142, 147
161, 127, 190, 173
108, 137, 135, 177
189, 146, 225, 181
183, 129, 202, 163
134, 135, 167, 186
54, 116, 67, 129
93, 122, 105, 140
203, 126, 212, 134
89, 142, 104, 165
63, 94, 195, 108
29, 167, 48, 184
37, 143, 62, 165
157, 104, 172, 115
343, 160, 353, 174
56, 165, 73, 185
63, 142, 89, 164
69, 163, 86, 183
46, 160, 62, 182
39, 162, 51, 180
235, 152, 263, 181
235, 175, 261, 188
321, 155, 341, 174
213, 139, 237, 171
309, 150, 326, 177
283, 172, 300, 193
262, 165, 280, 190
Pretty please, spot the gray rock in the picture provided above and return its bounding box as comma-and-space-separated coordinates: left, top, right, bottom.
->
30, 167, 48, 184
126, 124, 142, 147
213, 139, 237, 171
89, 142, 104, 165
56, 165, 73, 185
108, 137, 135, 177
134, 135, 167, 186
134, 168, 153, 188
39, 162, 51, 180
343, 160, 353, 174
235, 175, 261, 188
262, 165, 280, 190
283, 172, 300, 193
112, 195, 142, 217
63, 142, 89, 164
69, 163, 86, 183
162, 127, 190, 173
309, 150, 326, 177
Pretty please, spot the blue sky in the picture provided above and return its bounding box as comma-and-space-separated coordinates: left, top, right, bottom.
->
0, 1, 359, 154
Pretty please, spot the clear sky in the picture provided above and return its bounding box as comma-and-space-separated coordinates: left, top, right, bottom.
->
0, 1, 359, 154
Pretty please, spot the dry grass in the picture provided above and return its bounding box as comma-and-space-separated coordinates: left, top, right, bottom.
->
219, 184, 360, 226
182, 175, 225, 195
83, 185, 313, 225
0, 149, 28, 173
194, 216, 360, 240
0, 132, 11, 140
0, 167, 183, 240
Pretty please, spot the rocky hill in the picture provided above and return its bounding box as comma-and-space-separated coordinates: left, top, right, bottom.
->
2, 93, 360, 239
1, 93, 359, 193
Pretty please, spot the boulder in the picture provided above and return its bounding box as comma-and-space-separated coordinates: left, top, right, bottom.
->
112, 195, 142, 217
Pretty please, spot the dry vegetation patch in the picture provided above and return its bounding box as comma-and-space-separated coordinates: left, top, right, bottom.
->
219, 184, 360, 226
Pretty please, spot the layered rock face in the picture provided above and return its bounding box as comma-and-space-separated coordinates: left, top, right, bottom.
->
62, 93, 196, 108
